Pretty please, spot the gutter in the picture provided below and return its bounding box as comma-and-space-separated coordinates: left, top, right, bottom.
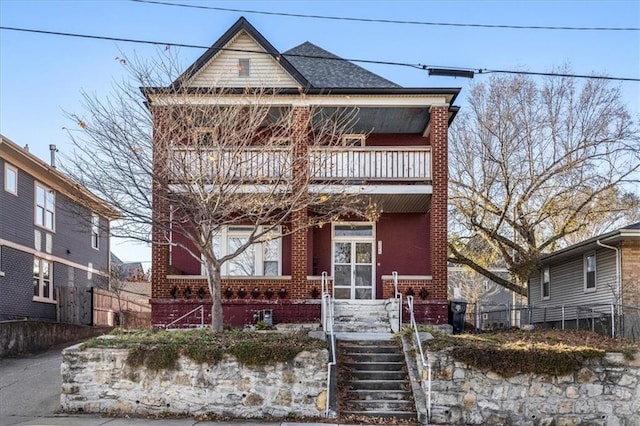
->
596, 240, 621, 318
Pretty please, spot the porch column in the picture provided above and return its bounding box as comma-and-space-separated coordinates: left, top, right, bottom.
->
290, 106, 310, 297
429, 106, 449, 300
151, 106, 171, 303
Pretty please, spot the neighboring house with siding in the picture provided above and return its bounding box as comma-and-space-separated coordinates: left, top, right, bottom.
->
528, 222, 640, 338
149, 18, 459, 328
0, 135, 119, 323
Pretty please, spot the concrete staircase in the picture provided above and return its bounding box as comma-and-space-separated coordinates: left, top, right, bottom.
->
333, 299, 400, 333
338, 339, 417, 423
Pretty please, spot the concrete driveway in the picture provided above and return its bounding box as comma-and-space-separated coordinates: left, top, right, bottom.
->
0, 345, 64, 425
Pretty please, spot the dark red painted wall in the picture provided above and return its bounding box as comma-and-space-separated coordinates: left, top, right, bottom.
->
366, 134, 430, 147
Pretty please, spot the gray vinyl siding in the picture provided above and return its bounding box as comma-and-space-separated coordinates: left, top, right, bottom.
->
530, 248, 617, 322
1, 158, 110, 321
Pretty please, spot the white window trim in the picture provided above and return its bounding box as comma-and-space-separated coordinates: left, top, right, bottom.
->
34, 182, 55, 231
541, 265, 550, 300
584, 251, 597, 293
33, 257, 56, 304
206, 225, 282, 277
4, 162, 18, 195
91, 214, 100, 250
0, 245, 4, 277
341, 134, 366, 147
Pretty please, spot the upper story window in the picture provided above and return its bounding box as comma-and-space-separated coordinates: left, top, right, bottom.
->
91, 214, 100, 250
35, 182, 55, 231
33, 257, 55, 303
541, 266, 550, 300
341, 134, 366, 147
584, 252, 596, 292
211, 225, 281, 276
194, 127, 218, 145
4, 162, 17, 195
238, 58, 250, 77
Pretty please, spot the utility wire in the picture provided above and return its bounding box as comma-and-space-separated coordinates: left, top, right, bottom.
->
1, 26, 639, 82
131, 0, 640, 32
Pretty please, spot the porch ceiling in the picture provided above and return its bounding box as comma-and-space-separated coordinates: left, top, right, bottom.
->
309, 184, 433, 213
316, 106, 430, 134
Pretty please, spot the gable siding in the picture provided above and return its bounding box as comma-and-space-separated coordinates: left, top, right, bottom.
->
531, 249, 617, 322
187, 32, 297, 88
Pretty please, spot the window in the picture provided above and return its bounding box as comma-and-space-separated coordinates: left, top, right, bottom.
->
0, 245, 4, 277
4, 163, 17, 195
211, 226, 281, 276
33, 257, 55, 303
91, 214, 100, 249
584, 252, 596, 291
194, 127, 218, 145
238, 58, 250, 77
541, 266, 550, 300
341, 134, 366, 147
35, 183, 55, 230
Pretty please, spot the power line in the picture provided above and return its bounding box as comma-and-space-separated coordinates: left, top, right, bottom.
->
1, 26, 639, 82
131, 0, 640, 32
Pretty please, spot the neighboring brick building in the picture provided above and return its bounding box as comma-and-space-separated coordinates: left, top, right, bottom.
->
148, 18, 460, 328
528, 222, 640, 339
0, 135, 118, 323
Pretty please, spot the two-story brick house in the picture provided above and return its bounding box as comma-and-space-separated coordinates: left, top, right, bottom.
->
149, 18, 459, 328
0, 135, 118, 323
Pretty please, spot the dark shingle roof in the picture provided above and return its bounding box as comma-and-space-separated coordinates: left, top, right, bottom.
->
283, 42, 400, 89
623, 221, 640, 230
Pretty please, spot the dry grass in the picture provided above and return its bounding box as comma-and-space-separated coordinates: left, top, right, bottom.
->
423, 328, 640, 377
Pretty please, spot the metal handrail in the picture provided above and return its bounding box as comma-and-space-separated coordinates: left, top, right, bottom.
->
164, 305, 204, 329
321, 271, 336, 418
407, 295, 432, 422
392, 271, 402, 330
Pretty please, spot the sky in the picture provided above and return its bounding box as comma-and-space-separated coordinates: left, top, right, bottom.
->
1, 0, 639, 266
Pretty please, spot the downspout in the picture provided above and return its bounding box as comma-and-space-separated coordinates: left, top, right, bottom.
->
596, 240, 621, 320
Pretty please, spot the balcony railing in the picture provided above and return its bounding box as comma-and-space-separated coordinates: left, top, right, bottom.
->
309, 147, 431, 181
170, 146, 431, 183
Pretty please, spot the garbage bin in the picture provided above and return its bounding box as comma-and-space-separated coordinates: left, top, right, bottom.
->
448, 300, 468, 334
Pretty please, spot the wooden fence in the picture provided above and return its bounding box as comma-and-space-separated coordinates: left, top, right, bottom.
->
93, 287, 151, 328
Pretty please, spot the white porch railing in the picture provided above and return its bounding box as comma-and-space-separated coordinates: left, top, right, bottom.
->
309, 147, 431, 181
170, 146, 431, 182
170, 147, 292, 181
320, 271, 336, 418
164, 305, 205, 329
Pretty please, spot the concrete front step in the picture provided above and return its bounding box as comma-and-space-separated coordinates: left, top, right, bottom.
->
343, 379, 409, 391
340, 410, 418, 421
347, 389, 414, 401
333, 300, 393, 333
338, 338, 417, 421
342, 399, 416, 412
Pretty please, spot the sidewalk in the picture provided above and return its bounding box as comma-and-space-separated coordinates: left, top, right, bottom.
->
0, 413, 365, 426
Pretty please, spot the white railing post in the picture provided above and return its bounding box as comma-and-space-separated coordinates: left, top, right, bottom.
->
392, 271, 402, 330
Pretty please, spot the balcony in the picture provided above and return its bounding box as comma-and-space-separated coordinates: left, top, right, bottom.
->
170, 146, 431, 183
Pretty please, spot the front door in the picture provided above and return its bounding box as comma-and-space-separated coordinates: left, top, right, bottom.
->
332, 224, 375, 299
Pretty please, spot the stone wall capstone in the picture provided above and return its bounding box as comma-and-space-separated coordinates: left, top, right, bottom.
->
61, 344, 329, 418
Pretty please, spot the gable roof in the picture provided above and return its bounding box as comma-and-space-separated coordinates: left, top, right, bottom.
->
174, 17, 309, 89
541, 221, 640, 263
0, 134, 120, 219
174, 17, 402, 90
283, 42, 400, 88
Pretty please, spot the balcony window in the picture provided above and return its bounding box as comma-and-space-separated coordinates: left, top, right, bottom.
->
341, 134, 366, 147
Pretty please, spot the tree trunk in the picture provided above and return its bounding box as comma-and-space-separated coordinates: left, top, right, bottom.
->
205, 263, 224, 331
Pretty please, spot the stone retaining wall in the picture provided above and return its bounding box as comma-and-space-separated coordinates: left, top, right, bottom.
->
61, 344, 329, 418
416, 348, 640, 425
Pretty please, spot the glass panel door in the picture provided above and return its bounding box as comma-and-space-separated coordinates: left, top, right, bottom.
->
333, 240, 374, 299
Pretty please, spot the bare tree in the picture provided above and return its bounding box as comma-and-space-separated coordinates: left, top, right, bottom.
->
63, 51, 377, 330
449, 72, 640, 296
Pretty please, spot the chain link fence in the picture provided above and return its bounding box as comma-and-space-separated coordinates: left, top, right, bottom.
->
462, 302, 640, 340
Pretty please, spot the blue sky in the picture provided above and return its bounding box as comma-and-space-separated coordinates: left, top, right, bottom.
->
1, 0, 639, 264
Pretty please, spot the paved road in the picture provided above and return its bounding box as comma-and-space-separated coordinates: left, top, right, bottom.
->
0, 345, 363, 426
0, 344, 64, 423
